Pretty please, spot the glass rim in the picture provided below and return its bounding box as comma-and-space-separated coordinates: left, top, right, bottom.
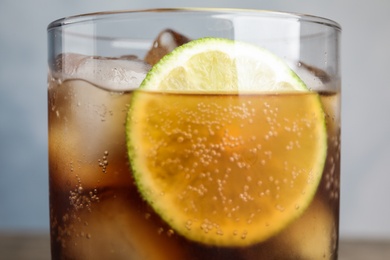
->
47, 8, 341, 32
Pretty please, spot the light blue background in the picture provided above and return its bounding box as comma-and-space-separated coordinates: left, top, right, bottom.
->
1, 0, 389, 240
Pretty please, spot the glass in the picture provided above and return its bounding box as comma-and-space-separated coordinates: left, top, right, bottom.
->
47, 8, 341, 259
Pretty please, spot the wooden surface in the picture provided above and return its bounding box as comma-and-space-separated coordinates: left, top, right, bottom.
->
0, 233, 389, 260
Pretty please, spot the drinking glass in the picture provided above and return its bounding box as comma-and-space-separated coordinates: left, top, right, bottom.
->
48, 8, 341, 259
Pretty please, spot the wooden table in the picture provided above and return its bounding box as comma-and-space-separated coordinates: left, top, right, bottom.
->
0, 233, 389, 260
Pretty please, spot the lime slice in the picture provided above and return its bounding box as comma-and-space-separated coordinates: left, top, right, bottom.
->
127, 38, 327, 246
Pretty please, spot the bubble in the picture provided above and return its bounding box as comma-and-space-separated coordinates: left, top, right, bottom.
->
167, 229, 175, 237
62, 214, 69, 222
185, 221, 192, 230
276, 204, 285, 212
212, 228, 222, 236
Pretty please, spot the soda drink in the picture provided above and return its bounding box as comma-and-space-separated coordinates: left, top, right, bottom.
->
48, 9, 341, 260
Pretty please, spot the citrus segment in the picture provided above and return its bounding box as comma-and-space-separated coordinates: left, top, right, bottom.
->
140, 37, 307, 93
126, 38, 327, 246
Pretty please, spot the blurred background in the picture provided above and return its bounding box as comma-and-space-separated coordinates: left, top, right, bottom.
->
1, 0, 389, 241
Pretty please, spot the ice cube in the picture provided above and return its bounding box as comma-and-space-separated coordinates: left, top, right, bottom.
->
60, 189, 189, 260
52, 53, 151, 91
293, 62, 340, 136
242, 198, 336, 259
298, 62, 330, 83
276, 198, 337, 260
49, 78, 134, 192
144, 29, 190, 65
293, 62, 325, 92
